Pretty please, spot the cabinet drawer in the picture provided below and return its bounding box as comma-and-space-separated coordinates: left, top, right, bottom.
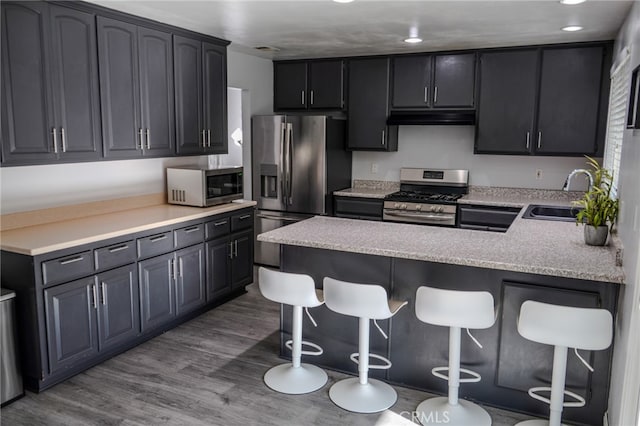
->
42, 251, 94, 286
94, 240, 135, 271
205, 216, 231, 240
334, 197, 383, 219
137, 231, 174, 259
231, 211, 254, 232
174, 224, 205, 249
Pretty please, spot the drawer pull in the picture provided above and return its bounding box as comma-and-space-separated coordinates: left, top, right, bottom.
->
149, 235, 168, 243
59, 255, 84, 265
214, 220, 228, 227
239, 214, 251, 220
184, 226, 200, 233
108, 245, 129, 253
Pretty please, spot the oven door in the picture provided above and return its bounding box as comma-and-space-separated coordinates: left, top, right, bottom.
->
383, 209, 456, 226
205, 169, 243, 206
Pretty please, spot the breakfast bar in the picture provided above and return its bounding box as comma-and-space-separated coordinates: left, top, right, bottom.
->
258, 214, 623, 425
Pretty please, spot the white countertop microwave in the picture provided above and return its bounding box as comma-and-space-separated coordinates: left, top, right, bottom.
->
167, 166, 243, 207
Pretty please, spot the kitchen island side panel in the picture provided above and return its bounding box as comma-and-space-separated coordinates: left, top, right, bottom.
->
280, 245, 618, 426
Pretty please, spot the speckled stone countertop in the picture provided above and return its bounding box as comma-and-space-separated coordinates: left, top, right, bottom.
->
1, 200, 256, 256
333, 180, 400, 199
258, 215, 624, 285
459, 186, 586, 207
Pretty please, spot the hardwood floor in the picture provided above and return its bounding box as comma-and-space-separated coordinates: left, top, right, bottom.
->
1, 274, 531, 425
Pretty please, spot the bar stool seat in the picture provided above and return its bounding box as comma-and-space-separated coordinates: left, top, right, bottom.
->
414, 286, 496, 426
515, 301, 613, 426
258, 267, 327, 394
323, 277, 407, 414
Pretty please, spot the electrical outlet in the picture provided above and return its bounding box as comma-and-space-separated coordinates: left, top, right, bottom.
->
535, 169, 543, 180
371, 163, 379, 174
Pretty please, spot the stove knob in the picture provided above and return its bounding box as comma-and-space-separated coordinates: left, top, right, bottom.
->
394, 203, 400, 209
400, 203, 407, 210
416, 204, 422, 211
430, 206, 437, 212
437, 206, 445, 213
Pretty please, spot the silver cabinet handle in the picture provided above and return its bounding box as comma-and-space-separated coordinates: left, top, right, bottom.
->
52, 128, 58, 153
146, 128, 150, 149
213, 220, 228, 227
207, 129, 211, 147
239, 214, 251, 220
424, 87, 429, 104
228, 241, 234, 259
149, 234, 167, 242
310, 90, 314, 105
178, 258, 183, 278
526, 131, 531, 149
381, 130, 385, 146
138, 128, 144, 150
61, 127, 67, 152
108, 244, 129, 253
92, 284, 98, 309
434, 86, 438, 104
201, 130, 206, 148
301, 90, 305, 105
101, 282, 107, 305
59, 255, 83, 265
169, 258, 174, 280
537, 131, 542, 149
184, 226, 200, 233
234, 240, 238, 258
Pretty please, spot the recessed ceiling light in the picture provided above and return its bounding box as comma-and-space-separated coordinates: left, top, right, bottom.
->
333, 0, 354, 3
404, 37, 423, 44
560, 0, 586, 4
562, 25, 584, 32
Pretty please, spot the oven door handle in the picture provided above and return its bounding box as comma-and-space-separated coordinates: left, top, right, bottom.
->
385, 211, 454, 221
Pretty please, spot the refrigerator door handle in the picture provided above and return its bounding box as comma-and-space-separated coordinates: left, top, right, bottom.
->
280, 122, 287, 206
287, 122, 294, 206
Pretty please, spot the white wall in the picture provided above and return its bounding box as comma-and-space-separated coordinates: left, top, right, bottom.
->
0, 49, 273, 215
353, 126, 594, 190
607, 2, 640, 425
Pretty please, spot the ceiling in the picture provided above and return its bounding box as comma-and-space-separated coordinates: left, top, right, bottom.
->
85, 0, 633, 60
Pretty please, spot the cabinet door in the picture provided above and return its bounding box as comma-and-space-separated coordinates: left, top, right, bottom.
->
96, 265, 140, 352
475, 50, 538, 154
347, 58, 396, 151
206, 237, 231, 301
97, 17, 141, 159
174, 36, 204, 155
138, 252, 176, 332
202, 42, 228, 154
175, 244, 206, 315
1, 2, 56, 165
138, 27, 174, 157
433, 53, 476, 108
391, 55, 432, 108
231, 231, 253, 291
309, 60, 344, 110
536, 46, 603, 155
274, 62, 307, 111
49, 6, 102, 162
45, 277, 99, 373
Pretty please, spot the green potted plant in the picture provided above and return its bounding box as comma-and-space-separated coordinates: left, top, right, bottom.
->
573, 156, 619, 246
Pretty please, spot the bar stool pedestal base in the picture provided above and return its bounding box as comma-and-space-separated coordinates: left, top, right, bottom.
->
416, 396, 491, 426
263, 363, 327, 395
329, 377, 397, 414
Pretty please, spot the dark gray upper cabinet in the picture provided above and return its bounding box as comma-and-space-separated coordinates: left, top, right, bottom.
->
432, 53, 476, 108
98, 17, 141, 159
392, 55, 432, 108
274, 60, 344, 111
347, 57, 398, 151
138, 27, 175, 157
391, 53, 475, 109
202, 42, 228, 154
475, 50, 538, 154
475, 45, 606, 156
174, 36, 227, 155
1, 2, 57, 165
535, 46, 604, 155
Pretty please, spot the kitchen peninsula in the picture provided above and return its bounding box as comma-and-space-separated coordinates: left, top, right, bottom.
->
258, 211, 623, 425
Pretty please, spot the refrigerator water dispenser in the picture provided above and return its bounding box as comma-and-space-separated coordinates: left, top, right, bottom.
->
260, 164, 278, 198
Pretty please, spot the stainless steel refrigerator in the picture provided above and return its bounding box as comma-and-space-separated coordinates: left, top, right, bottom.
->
252, 115, 352, 267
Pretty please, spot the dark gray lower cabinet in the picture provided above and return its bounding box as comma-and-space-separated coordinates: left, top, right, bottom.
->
334, 196, 383, 221
139, 252, 175, 332
231, 230, 253, 290
175, 244, 206, 315
205, 229, 253, 300
206, 237, 230, 301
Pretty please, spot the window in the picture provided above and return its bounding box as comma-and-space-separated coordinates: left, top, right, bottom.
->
602, 51, 631, 197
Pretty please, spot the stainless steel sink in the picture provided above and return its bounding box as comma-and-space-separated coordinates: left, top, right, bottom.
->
522, 204, 583, 222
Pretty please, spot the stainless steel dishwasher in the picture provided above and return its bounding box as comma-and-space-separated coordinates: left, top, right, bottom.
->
1, 288, 23, 406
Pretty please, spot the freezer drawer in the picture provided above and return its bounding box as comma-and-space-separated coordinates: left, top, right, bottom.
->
254, 210, 311, 267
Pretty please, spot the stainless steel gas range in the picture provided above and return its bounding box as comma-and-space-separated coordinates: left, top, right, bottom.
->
383, 168, 469, 226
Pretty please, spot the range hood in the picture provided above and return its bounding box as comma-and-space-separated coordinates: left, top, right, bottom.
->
387, 110, 476, 126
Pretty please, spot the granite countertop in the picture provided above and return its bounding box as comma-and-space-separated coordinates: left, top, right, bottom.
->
0, 200, 257, 256
333, 187, 398, 199
258, 213, 624, 285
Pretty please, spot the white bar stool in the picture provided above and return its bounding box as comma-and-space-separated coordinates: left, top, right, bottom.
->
515, 301, 613, 426
258, 267, 327, 394
414, 286, 495, 426
323, 277, 407, 414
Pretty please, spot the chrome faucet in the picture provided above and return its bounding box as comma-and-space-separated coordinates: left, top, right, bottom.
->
563, 169, 594, 191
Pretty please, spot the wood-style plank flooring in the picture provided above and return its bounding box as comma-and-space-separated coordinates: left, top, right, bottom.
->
1, 272, 531, 425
